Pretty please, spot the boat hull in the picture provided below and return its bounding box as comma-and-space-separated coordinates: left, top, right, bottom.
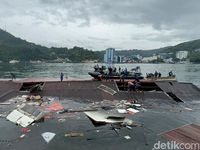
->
144, 76, 176, 81
88, 72, 144, 80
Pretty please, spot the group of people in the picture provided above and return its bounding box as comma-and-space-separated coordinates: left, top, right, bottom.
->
154, 71, 162, 77
128, 78, 141, 91
95, 64, 129, 76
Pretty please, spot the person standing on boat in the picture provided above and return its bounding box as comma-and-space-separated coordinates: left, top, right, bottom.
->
118, 67, 121, 74
60, 72, 64, 82
168, 71, 173, 77
124, 68, 128, 76
154, 71, 158, 77
158, 72, 161, 77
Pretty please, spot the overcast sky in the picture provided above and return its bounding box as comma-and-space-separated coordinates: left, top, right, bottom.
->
0, 0, 200, 50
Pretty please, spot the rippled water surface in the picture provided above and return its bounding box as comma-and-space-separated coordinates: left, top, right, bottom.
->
0, 62, 200, 87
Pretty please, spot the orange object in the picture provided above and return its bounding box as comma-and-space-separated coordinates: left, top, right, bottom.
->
47, 102, 64, 111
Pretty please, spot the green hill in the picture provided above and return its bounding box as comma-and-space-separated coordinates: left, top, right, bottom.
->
0, 28, 200, 62
115, 40, 200, 62
0, 29, 101, 62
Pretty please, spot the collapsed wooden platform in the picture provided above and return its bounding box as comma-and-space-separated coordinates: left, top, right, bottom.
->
0, 78, 200, 104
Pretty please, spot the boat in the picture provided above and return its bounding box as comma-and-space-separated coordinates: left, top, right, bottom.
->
88, 65, 144, 81
144, 71, 176, 81
144, 76, 176, 81
89, 65, 176, 82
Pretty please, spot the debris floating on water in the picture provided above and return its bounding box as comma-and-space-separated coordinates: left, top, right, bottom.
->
41, 132, 56, 143
64, 132, 84, 137
124, 135, 131, 140
97, 84, 117, 95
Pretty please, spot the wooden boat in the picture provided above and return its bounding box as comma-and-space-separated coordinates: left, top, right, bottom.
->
143, 76, 176, 81
88, 71, 144, 81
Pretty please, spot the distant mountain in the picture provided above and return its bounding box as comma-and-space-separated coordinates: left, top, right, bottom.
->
0, 28, 51, 61
113, 39, 200, 63
0, 28, 200, 62
0, 29, 101, 62
116, 39, 200, 57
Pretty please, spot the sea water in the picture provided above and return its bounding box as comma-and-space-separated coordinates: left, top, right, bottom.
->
0, 62, 200, 87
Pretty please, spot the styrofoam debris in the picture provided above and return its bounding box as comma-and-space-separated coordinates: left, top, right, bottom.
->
41, 132, 56, 143
117, 109, 127, 114
124, 135, 131, 140
127, 108, 139, 114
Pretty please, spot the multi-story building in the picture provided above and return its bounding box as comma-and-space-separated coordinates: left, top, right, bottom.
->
114, 55, 123, 63
104, 48, 115, 63
176, 51, 188, 60
142, 55, 158, 62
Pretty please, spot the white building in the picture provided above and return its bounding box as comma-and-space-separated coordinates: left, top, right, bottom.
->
104, 48, 115, 63
176, 51, 188, 60
142, 55, 158, 62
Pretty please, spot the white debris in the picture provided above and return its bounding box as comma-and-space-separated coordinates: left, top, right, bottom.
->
7, 110, 25, 123
184, 107, 192, 111
127, 108, 139, 114
117, 109, 127, 114
42, 132, 56, 143
133, 104, 141, 107
16, 115, 34, 127
84, 111, 125, 124
22, 95, 28, 98
20, 134, 26, 139
97, 84, 117, 95
124, 135, 131, 140
6, 104, 44, 127
0, 102, 11, 105
6, 109, 34, 127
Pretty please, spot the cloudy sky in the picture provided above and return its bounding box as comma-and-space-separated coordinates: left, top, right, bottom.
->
0, 0, 200, 50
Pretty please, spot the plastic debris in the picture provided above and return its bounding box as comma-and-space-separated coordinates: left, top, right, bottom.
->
124, 135, 131, 140
97, 84, 117, 95
84, 111, 125, 124
184, 107, 192, 111
127, 108, 139, 114
0, 102, 11, 105
21, 128, 31, 133
41, 132, 56, 143
133, 104, 141, 107
26, 95, 42, 101
44, 113, 52, 120
64, 132, 84, 137
58, 118, 66, 122
47, 102, 64, 111
126, 126, 132, 130
117, 109, 127, 114
19, 134, 26, 139
22, 95, 28, 98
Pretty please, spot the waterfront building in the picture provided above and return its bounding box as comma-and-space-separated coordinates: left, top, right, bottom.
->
114, 55, 123, 63
176, 51, 188, 60
104, 48, 115, 63
142, 55, 158, 62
